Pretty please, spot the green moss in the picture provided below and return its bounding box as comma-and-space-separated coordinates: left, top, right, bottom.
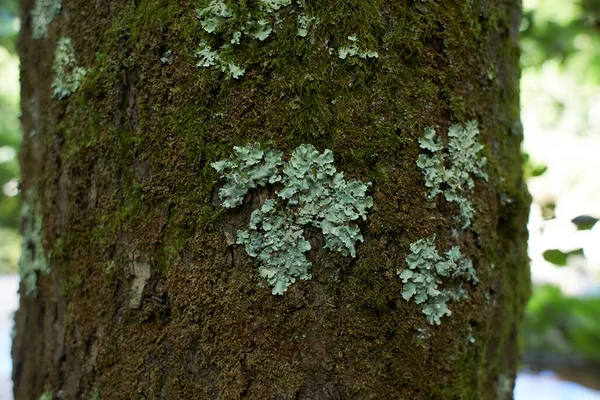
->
193, 0, 290, 77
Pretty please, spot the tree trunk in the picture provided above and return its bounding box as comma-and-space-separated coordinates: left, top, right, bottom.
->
13, 0, 530, 399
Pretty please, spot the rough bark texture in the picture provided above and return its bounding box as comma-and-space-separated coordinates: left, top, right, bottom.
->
13, 0, 530, 399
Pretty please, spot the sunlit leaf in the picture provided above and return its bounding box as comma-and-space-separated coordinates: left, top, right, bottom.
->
571, 215, 599, 230
542, 248, 584, 267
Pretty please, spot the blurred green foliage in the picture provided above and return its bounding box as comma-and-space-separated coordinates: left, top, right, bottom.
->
521, 151, 547, 180
0, 227, 19, 274
0, 0, 20, 274
524, 285, 600, 362
521, 0, 600, 83
521, 0, 600, 371
0, 0, 18, 52
0, 0, 18, 14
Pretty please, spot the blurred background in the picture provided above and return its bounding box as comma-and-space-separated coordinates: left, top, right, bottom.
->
0, 0, 599, 399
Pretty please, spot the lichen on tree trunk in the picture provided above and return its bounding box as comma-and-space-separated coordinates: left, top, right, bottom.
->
13, 0, 530, 399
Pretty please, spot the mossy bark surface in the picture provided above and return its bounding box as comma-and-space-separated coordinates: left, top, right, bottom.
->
13, 0, 530, 399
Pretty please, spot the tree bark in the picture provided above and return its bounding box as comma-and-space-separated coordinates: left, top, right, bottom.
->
13, 0, 530, 399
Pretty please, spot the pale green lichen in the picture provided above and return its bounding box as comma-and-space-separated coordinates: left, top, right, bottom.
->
212, 142, 283, 208
213, 143, 373, 294
236, 200, 312, 295
195, 41, 245, 79
19, 190, 49, 296
416, 121, 487, 229
195, 41, 219, 67
196, 0, 233, 33
31, 0, 61, 39
496, 375, 514, 399
39, 391, 52, 400
467, 326, 476, 344
398, 235, 478, 325
160, 50, 173, 65
230, 31, 242, 44
196, 0, 275, 42
297, 14, 320, 37
252, 19, 273, 41
278, 144, 372, 257
260, 0, 292, 12
52, 37, 86, 99
194, 0, 327, 78
194, 0, 277, 77
337, 35, 378, 60
195, 2, 375, 78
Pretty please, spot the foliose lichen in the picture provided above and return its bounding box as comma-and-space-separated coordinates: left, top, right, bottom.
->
194, 0, 281, 78
398, 235, 478, 325
196, 0, 234, 34
260, 0, 292, 12
467, 325, 476, 344
31, 0, 62, 40
194, 0, 368, 78
160, 50, 173, 65
336, 35, 378, 60
195, 41, 246, 79
416, 121, 487, 229
278, 144, 372, 257
212, 143, 283, 208
19, 190, 49, 296
213, 143, 373, 295
237, 200, 312, 295
297, 13, 320, 38
51, 37, 86, 99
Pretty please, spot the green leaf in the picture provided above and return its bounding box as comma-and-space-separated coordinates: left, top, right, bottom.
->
571, 215, 598, 231
542, 248, 584, 266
